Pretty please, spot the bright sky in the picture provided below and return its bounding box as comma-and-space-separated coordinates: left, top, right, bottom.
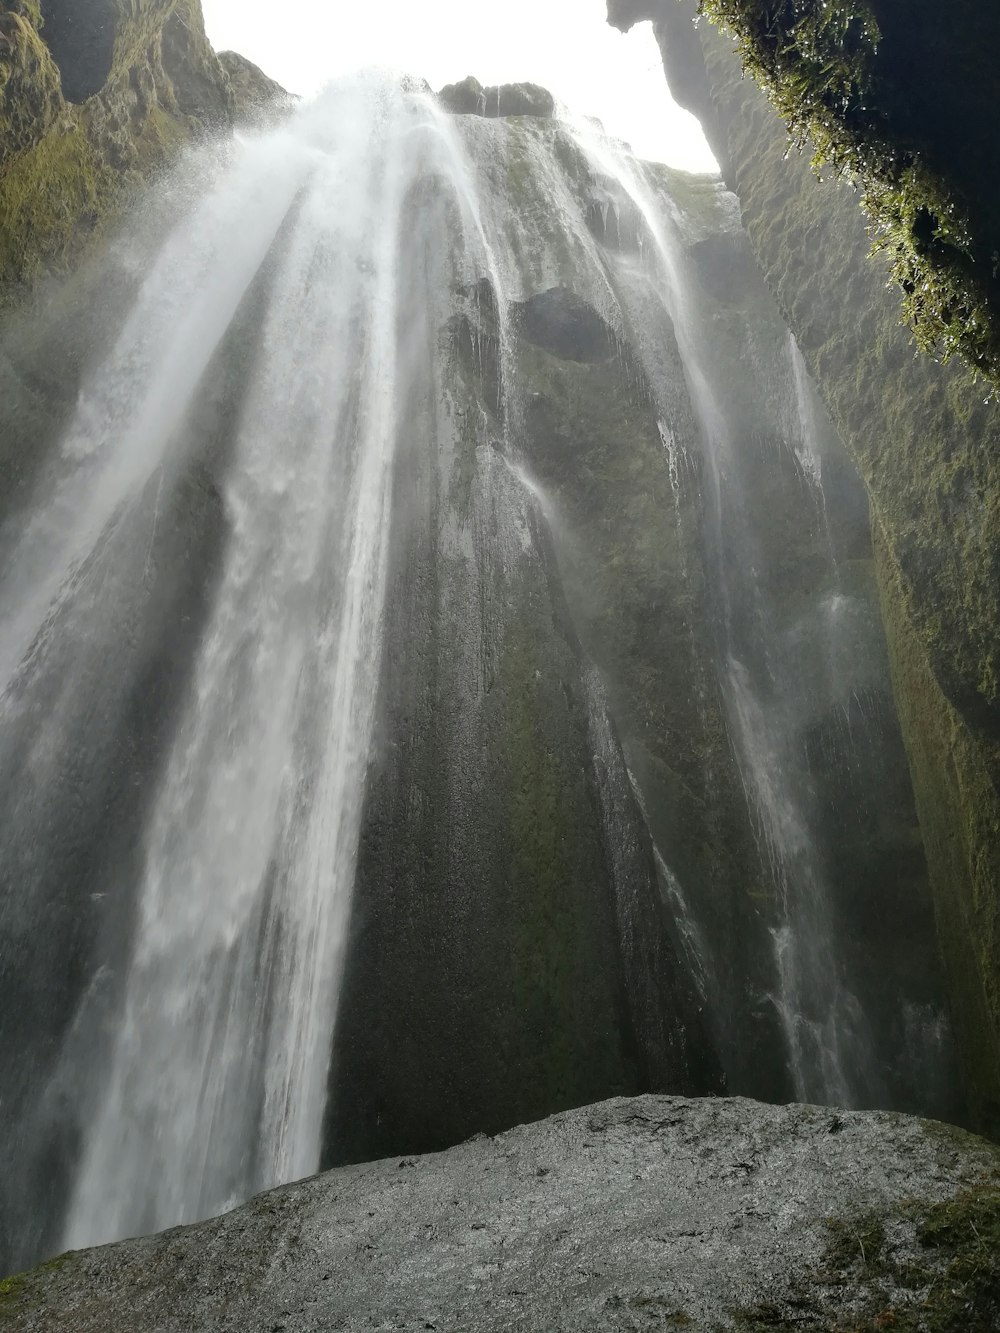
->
200, 0, 717, 173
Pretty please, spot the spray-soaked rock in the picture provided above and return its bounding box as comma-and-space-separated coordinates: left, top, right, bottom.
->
516, 286, 618, 362
437, 75, 555, 118
6, 1095, 1000, 1331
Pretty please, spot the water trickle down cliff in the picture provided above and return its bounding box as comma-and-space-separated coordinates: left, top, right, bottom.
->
613, 0, 1000, 1138
0, 71, 960, 1274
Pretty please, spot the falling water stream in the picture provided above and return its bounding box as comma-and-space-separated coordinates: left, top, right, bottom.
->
0, 74, 956, 1269
0, 78, 514, 1254
561, 119, 884, 1106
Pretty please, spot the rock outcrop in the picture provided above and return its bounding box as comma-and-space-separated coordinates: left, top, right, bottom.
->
0, 0, 284, 301
438, 75, 555, 118
5, 1095, 1000, 1330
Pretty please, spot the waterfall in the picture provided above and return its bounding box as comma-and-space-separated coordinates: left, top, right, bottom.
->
60, 88, 409, 1246
557, 117, 906, 1108
0, 73, 958, 1272
0, 76, 505, 1256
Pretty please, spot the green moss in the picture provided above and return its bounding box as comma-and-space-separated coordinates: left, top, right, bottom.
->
695, 0, 1000, 387
729, 1167, 1000, 1330
0, 1250, 77, 1319
0, 95, 192, 301
822, 1210, 888, 1276
0, 0, 239, 307
875, 530, 1000, 1137
825, 1187, 1000, 1330
0, 120, 118, 291
0, 8, 63, 163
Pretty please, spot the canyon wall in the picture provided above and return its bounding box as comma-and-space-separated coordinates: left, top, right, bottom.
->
612, 0, 1000, 1131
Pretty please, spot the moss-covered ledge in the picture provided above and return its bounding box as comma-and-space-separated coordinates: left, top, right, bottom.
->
0, 0, 281, 302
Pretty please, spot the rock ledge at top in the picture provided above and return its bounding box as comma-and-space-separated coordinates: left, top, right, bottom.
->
438, 75, 555, 119
4, 1095, 999, 1330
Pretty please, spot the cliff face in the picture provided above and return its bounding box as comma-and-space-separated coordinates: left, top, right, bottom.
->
617, 0, 1000, 1132
0, 0, 281, 300
0, 2, 976, 1272
323, 101, 956, 1168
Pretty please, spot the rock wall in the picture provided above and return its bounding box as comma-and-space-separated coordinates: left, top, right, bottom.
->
0, 0, 281, 301
620, 0, 1000, 1132
323, 229, 723, 1168
324, 100, 957, 1162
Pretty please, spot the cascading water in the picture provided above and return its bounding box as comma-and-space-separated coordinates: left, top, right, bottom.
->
0, 77, 520, 1260
61, 85, 410, 1245
0, 72, 960, 1274
555, 116, 944, 1109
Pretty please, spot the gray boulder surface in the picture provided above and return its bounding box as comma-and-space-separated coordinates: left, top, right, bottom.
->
3, 1094, 999, 1330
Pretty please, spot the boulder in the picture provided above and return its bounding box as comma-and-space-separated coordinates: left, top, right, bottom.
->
437, 76, 555, 119
5, 1095, 999, 1330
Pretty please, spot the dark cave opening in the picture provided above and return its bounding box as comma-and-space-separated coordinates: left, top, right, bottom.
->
39, 0, 116, 104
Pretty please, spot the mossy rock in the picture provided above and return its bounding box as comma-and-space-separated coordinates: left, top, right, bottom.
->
689, 0, 1000, 389
438, 75, 555, 119
0, 7, 63, 163
0, 0, 282, 305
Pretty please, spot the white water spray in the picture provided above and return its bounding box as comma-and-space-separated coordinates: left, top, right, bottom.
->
0, 77, 500, 1249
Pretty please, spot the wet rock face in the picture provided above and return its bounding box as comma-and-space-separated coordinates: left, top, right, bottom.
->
217, 50, 288, 118
437, 75, 555, 118
323, 233, 720, 1171
634, 0, 1000, 1134
8, 1095, 1000, 1331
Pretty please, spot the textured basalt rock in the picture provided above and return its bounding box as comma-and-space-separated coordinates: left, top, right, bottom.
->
323, 249, 722, 1170
324, 106, 956, 1168
5, 1095, 1000, 1331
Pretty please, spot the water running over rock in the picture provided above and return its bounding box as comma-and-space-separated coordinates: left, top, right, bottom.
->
0, 73, 960, 1273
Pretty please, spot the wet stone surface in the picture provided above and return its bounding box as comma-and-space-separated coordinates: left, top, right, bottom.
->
5, 1094, 997, 1331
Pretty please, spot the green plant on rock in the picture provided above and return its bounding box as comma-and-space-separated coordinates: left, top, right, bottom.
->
733, 1180, 1000, 1330
695, 0, 881, 167
693, 0, 1000, 387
